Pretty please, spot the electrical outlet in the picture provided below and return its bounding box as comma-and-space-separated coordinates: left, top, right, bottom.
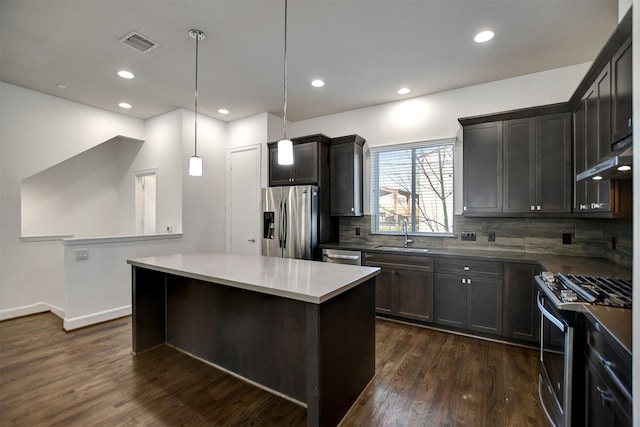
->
461, 231, 476, 241
562, 233, 572, 245
488, 232, 496, 242
75, 248, 90, 261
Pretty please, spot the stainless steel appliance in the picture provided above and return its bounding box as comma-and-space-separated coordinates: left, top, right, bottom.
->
262, 186, 318, 260
535, 273, 632, 427
322, 248, 362, 265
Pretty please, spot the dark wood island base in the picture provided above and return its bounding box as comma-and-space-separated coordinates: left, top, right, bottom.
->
132, 264, 376, 427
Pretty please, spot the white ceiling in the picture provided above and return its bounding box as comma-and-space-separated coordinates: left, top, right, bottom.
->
0, 0, 619, 123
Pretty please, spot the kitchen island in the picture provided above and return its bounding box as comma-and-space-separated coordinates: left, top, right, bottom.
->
127, 252, 380, 427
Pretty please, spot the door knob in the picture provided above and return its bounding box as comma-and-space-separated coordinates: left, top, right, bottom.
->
248, 238, 256, 243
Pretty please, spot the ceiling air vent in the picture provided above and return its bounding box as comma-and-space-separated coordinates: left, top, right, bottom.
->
119, 31, 159, 54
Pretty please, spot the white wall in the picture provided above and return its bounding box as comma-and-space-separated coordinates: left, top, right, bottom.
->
22, 137, 141, 237
180, 109, 227, 253
117, 110, 184, 235
0, 82, 144, 317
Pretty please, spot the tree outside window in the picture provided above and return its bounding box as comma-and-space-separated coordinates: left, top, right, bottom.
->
371, 140, 454, 235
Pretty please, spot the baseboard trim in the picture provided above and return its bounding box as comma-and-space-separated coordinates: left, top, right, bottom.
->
0, 302, 66, 321
63, 305, 131, 331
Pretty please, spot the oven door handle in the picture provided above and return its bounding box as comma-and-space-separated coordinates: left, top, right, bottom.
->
537, 292, 565, 332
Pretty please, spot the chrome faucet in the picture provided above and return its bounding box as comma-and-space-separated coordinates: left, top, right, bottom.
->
402, 218, 413, 248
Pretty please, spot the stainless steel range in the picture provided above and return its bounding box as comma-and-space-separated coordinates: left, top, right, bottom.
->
535, 272, 632, 427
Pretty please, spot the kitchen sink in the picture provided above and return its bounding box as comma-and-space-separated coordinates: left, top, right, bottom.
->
375, 246, 430, 253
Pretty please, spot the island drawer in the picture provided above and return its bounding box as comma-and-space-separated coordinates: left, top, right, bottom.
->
436, 258, 502, 278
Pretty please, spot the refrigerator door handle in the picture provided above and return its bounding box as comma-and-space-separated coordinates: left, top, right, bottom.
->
278, 199, 284, 248
282, 199, 288, 248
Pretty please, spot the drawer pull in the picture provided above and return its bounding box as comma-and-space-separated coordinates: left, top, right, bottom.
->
463, 266, 470, 271
596, 386, 614, 407
597, 353, 632, 402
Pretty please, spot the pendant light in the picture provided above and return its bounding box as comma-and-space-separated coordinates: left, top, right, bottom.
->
188, 29, 205, 176
277, 0, 294, 165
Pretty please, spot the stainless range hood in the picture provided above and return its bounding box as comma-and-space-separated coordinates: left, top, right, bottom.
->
577, 135, 633, 181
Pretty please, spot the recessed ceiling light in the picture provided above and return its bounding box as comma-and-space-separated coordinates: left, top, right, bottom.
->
117, 70, 135, 79
118, 102, 132, 109
592, 175, 603, 181
56, 83, 67, 89
218, 108, 230, 115
311, 79, 325, 88
617, 165, 631, 171
397, 87, 411, 95
474, 30, 495, 43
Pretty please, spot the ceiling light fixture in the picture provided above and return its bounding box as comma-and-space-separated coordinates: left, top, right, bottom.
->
397, 87, 411, 95
617, 165, 631, 172
188, 29, 205, 177
117, 70, 135, 79
118, 102, 132, 109
474, 30, 495, 43
277, 0, 294, 166
218, 108, 230, 115
311, 79, 325, 88
592, 175, 603, 181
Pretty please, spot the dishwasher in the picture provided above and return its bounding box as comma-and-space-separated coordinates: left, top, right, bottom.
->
322, 248, 362, 265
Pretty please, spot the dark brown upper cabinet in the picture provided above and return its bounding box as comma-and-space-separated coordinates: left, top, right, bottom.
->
267, 134, 331, 187
461, 105, 571, 216
574, 66, 613, 213
570, 18, 632, 217
611, 37, 632, 143
503, 113, 571, 214
462, 121, 503, 214
330, 135, 365, 216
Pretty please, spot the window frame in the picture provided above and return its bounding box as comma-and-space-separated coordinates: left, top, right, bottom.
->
370, 138, 455, 237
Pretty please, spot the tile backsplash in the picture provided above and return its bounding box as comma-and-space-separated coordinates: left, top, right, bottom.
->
339, 215, 632, 268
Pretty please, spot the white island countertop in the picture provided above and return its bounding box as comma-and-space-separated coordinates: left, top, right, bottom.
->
127, 251, 380, 304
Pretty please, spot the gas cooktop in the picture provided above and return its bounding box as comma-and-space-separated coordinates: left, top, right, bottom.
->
536, 272, 632, 311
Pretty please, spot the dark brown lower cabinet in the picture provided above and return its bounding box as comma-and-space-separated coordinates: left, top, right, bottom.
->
434, 273, 502, 335
502, 263, 540, 343
585, 357, 631, 426
395, 269, 434, 322
374, 268, 433, 322
374, 268, 394, 315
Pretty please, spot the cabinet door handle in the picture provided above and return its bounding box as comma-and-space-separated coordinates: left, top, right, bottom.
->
579, 204, 587, 210
536, 205, 541, 211
530, 205, 535, 211
463, 266, 470, 271
461, 278, 467, 284
596, 386, 614, 406
248, 238, 256, 243
467, 278, 472, 285
629, 118, 632, 128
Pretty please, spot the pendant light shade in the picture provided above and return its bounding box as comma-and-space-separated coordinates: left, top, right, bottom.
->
188, 29, 205, 176
277, 0, 294, 166
189, 155, 203, 176
277, 139, 293, 165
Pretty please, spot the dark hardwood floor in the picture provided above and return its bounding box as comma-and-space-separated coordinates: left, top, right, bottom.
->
0, 313, 546, 426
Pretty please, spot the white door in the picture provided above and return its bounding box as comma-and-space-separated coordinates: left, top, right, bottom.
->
227, 145, 260, 254
135, 170, 157, 234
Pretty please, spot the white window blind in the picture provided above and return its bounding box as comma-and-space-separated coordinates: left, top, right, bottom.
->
370, 138, 455, 235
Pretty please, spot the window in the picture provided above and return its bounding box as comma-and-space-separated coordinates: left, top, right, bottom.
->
371, 139, 454, 235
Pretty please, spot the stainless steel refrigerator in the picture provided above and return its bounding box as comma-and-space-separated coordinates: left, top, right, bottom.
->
262, 186, 318, 260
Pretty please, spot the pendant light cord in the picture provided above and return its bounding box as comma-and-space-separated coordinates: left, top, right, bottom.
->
283, 0, 288, 140
194, 32, 200, 157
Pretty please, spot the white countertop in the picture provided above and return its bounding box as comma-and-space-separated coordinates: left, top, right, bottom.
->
127, 251, 380, 304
